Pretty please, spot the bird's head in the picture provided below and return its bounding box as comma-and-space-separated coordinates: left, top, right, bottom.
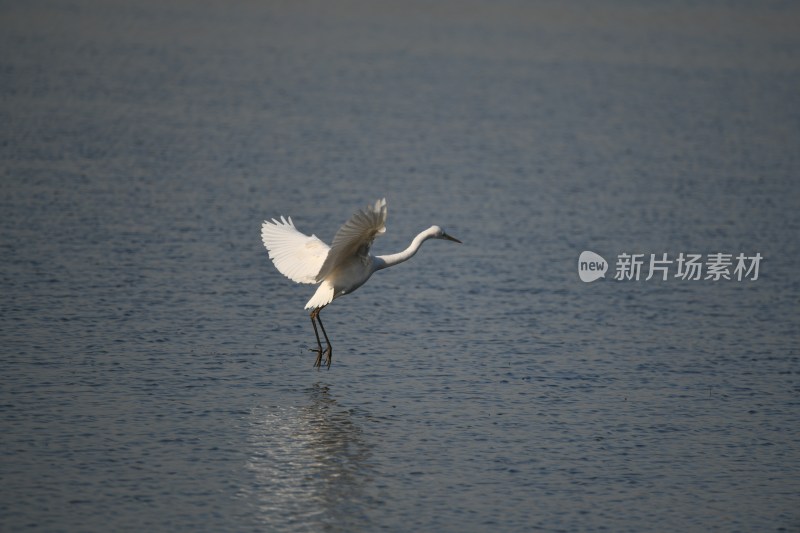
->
429, 225, 462, 244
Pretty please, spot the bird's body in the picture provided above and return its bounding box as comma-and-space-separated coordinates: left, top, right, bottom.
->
261, 199, 460, 368
305, 254, 374, 310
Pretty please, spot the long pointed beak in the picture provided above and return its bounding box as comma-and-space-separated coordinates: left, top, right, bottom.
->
443, 233, 462, 244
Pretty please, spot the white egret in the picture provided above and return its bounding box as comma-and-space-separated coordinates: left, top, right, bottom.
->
261, 198, 461, 368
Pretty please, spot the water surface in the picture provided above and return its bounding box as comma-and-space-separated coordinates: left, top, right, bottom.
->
1, 1, 799, 531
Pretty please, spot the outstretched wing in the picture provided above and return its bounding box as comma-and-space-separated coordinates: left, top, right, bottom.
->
315, 198, 387, 282
261, 216, 330, 284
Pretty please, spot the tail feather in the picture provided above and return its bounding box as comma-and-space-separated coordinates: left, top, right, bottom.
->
305, 280, 335, 310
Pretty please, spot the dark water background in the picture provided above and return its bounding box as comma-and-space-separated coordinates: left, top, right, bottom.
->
2, 1, 799, 531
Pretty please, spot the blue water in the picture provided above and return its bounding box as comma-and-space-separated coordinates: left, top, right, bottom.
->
2, 1, 799, 531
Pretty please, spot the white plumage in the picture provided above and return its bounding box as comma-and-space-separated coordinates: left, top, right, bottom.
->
261, 198, 460, 369
260, 216, 329, 284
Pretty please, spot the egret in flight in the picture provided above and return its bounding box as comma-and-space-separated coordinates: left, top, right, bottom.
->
261, 198, 461, 368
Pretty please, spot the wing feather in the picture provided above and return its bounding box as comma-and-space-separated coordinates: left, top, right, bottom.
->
261, 216, 330, 284
315, 198, 387, 281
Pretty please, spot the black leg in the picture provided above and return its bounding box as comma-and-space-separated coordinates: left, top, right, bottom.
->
315, 309, 332, 369
309, 308, 324, 368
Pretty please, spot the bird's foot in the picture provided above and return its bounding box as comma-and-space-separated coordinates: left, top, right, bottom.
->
309, 346, 332, 369
310, 347, 323, 369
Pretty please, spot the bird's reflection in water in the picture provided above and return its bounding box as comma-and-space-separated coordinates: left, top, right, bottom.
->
244, 383, 376, 530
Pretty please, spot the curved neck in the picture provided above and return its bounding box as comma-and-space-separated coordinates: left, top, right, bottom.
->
375, 228, 435, 270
